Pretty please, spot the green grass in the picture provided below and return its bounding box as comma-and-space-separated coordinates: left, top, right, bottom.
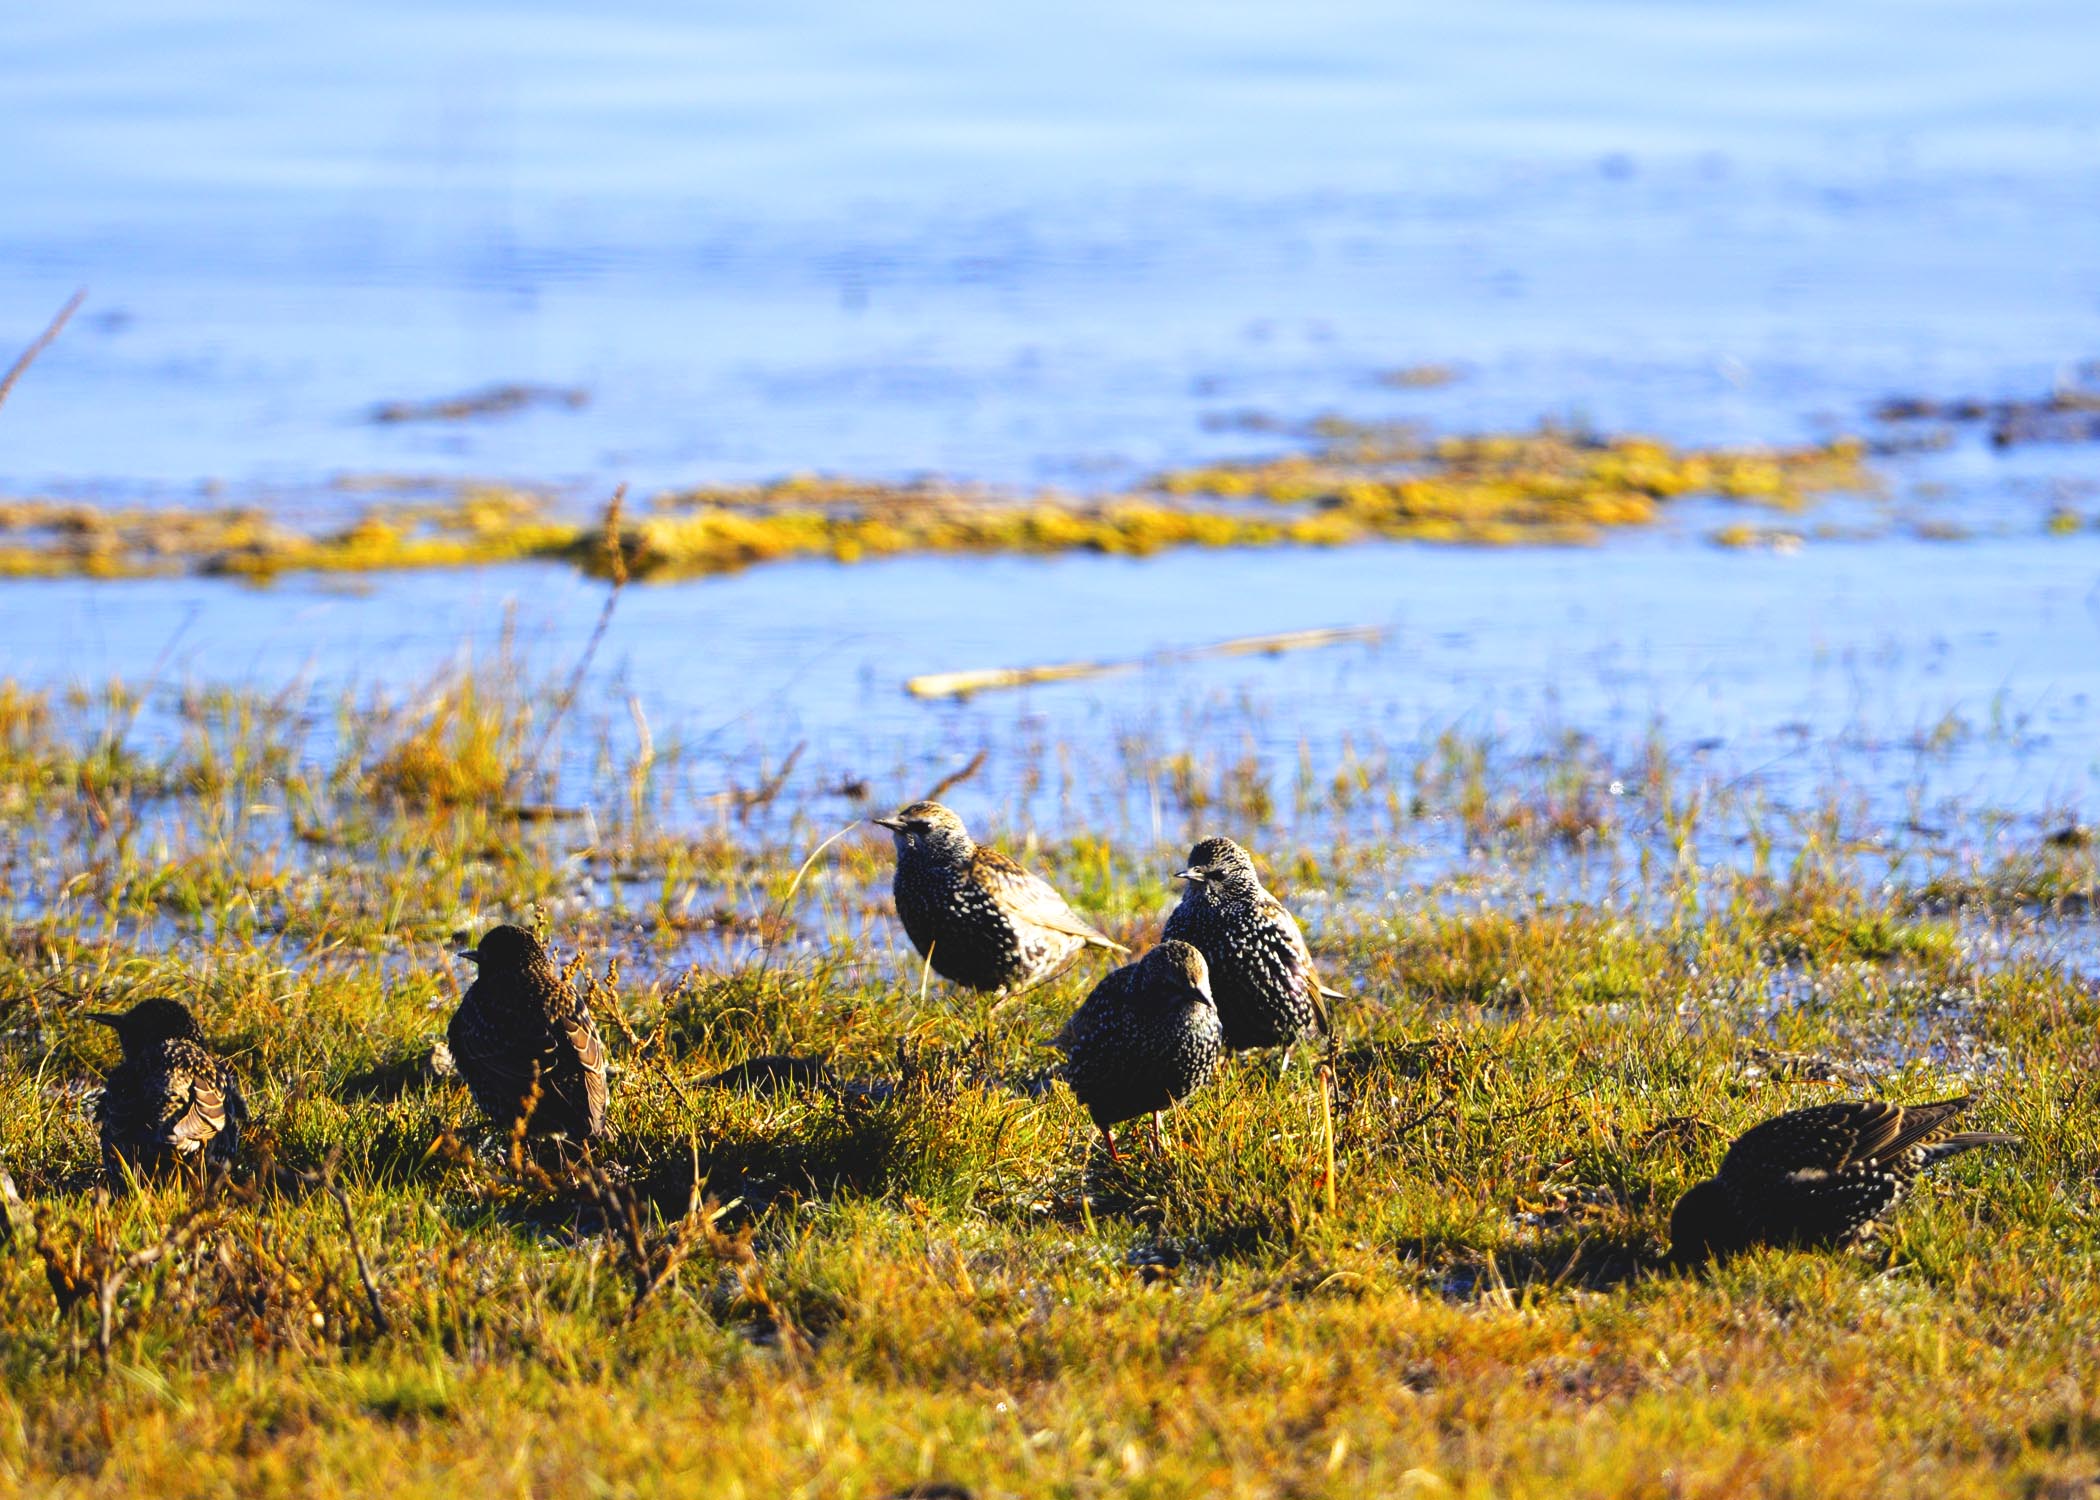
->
0, 660, 2094, 1498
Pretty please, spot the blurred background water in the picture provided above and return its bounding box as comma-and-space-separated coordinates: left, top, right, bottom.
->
1, 0, 2097, 856
4, 0, 2097, 492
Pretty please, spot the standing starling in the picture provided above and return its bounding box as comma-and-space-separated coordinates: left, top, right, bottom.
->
1162, 836, 1341, 1058
874, 801, 1127, 993
1053, 940, 1222, 1159
86, 998, 246, 1181
1668, 1095, 2019, 1261
449, 925, 609, 1141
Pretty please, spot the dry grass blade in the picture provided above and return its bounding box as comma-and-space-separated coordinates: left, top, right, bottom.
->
568, 1142, 736, 1324
1316, 1061, 1338, 1219
274, 1148, 390, 1336
734, 742, 805, 820
922, 747, 988, 802
0, 289, 85, 416
755, 820, 857, 977
0, 1167, 20, 1250
517, 483, 629, 801
34, 1174, 238, 1367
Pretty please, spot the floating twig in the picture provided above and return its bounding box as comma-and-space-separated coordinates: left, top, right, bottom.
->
905, 625, 1383, 700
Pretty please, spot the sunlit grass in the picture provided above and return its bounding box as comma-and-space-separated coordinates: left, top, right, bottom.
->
0, 654, 2093, 1496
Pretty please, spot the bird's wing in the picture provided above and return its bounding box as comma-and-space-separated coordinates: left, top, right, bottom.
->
1260, 891, 1340, 1031
1854, 1096, 1977, 1165
558, 1006, 611, 1130
1723, 1096, 1975, 1186
559, 1008, 607, 1076
1305, 980, 1335, 1038
95, 1063, 144, 1138
973, 848, 1128, 951
448, 1000, 546, 1096
1055, 966, 1132, 1049
151, 1059, 234, 1152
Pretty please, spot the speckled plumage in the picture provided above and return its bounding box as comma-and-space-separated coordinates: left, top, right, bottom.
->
89, 998, 246, 1181
1669, 1095, 2018, 1261
876, 801, 1126, 993
449, 925, 609, 1141
1053, 941, 1221, 1141
1161, 836, 1338, 1052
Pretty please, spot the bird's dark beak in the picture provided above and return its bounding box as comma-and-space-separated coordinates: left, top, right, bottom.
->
871, 816, 906, 832
83, 1012, 123, 1028
457, 949, 481, 964
1174, 867, 1202, 882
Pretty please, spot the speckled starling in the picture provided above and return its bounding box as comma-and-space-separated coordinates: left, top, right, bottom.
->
875, 801, 1127, 993
1668, 1095, 2018, 1261
449, 925, 609, 1141
87, 998, 246, 1181
1162, 836, 1340, 1056
1053, 940, 1222, 1159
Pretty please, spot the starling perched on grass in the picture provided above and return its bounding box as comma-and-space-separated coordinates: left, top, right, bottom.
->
1053, 940, 1222, 1160
874, 801, 1127, 993
1669, 1095, 2019, 1262
1162, 836, 1341, 1058
449, 925, 609, 1141
86, 998, 246, 1182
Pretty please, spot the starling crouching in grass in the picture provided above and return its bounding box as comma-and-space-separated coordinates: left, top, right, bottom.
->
875, 800, 1127, 993
1669, 1095, 2019, 1262
1163, 836, 1341, 1062
1053, 940, 1222, 1160
87, 998, 247, 1182
449, 925, 608, 1142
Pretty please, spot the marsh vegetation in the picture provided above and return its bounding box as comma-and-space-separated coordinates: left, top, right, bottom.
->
0, 650, 2094, 1496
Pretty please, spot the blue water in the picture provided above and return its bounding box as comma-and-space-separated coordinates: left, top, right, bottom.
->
2, 0, 2098, 866
3, 1, 2097, 496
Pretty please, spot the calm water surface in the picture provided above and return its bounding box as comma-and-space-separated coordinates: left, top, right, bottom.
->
1, 0, 2097, 851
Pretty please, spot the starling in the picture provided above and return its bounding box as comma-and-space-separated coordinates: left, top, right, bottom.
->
449, 925, 609, 1141
1052, 940, 1222, 1159
1162, 836, 1341, 1057
1668, 1095, 2019, 1261
86, 998, 246, 1181
874, 800, 1127, 993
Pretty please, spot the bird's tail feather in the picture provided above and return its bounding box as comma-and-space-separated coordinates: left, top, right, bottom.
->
1923, 1131, 2021, 1163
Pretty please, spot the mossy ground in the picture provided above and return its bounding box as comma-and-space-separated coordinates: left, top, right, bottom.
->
0, 659, 2096, 1498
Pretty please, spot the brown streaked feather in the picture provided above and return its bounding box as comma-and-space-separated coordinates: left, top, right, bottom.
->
1304, 979, 1334, 1038
1263, 891, 1338, 1035
971, 847, 1128, 951
154, 1063, 231, 1150
561, 1010, 610, 1130
1833, 1096, 1976, 1170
